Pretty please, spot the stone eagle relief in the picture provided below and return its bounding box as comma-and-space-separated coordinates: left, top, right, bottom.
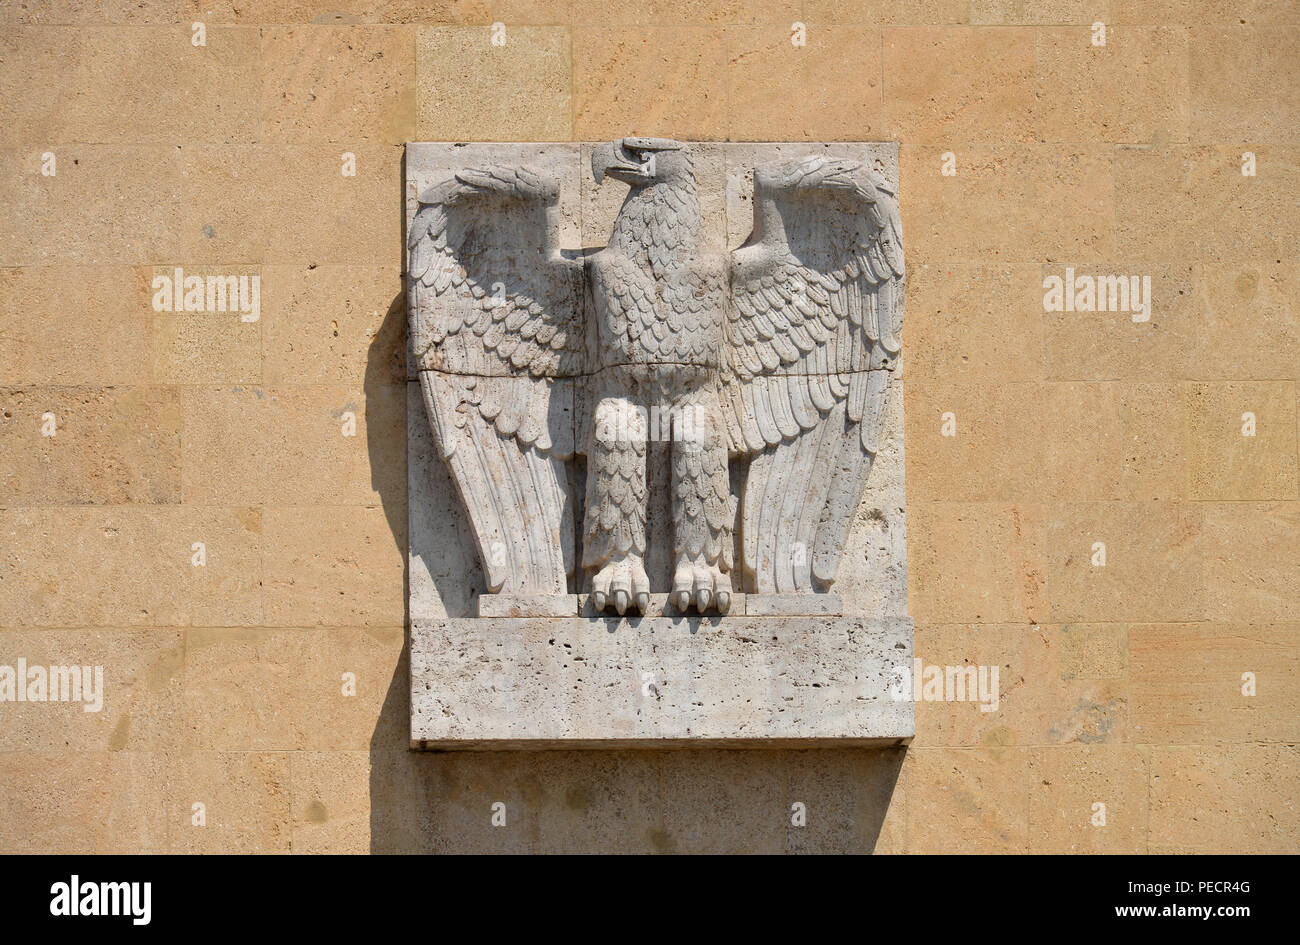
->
407, 138, 904, 617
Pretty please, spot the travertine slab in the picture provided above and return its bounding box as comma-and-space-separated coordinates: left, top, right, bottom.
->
410, 616, 914, 749
746, 594, 843, 616
406, 139, 910, 748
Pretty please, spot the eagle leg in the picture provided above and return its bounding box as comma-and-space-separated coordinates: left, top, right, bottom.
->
670, 390, 734, 615
582, 395, 650, 616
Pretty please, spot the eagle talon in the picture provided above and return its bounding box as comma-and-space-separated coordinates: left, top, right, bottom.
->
672, 559, 731, 614
590, 555, 649, 617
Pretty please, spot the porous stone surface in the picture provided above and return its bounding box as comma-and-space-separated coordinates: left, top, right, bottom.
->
411, 616, 913, 749
406, 140, 905, 616
407, 140, 911, 746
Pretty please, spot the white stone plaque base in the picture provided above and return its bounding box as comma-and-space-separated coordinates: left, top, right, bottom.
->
410, 615, 914, 749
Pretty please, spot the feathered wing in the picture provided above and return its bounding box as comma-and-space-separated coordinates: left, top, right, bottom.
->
721, 155, 904, 593
408, 164, 585, 594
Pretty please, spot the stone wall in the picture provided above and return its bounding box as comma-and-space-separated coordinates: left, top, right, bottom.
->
1, 0, 1296, 853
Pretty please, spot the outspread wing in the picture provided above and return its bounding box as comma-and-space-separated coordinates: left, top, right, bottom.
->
408, 164, 585, 594
722, 154, 904, 593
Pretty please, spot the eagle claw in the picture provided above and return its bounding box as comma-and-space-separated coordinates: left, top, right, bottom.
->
672, 560, 732, 615
590, 555, 650, 617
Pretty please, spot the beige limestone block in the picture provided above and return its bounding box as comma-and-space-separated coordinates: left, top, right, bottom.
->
0, 266, 150, 385
901, 747, 1030, 853
416, 26, 571, 141
0, 146, 181, 266
262, 507, 405, 626
179, 144, 400, 265
179, 384, 405, 505
1184, 381, 1299, 501
1195, 260, 1300, 381
0, 751, 170, 854
167, 751, 291, 853
1041, 263, 1197, 381
261, 25, 417, 144
0, 26, 259, 147
183, 626, 403, 751
882, 27, 1037, 144
1111, 0, 1300, 25
660, 749, 782, 853
1149, 745, 1299, 853
1058, 622, 1128, 680
803, 0, 970, 24
1130, 622, 1300, 744
372, 750, 664, 854
0, 628, 184, 752
1, 1, 188, 23
1117, 383, 1186, 500
1044, 501, 1205, 622
1114, 146, 1300, 262
522, 751, 663, 854
971, 0, 1111, 23
1028, 745, 1148, 853
261, 265, 406, 386
1033, 26, 1189, 144
0, 506, 263, 627
1202, 502, 1300, 622
783, 748, 906, 854
192, 0, 492, 23
914, 622, 1129, 748
905, 381, 1045, 502
572, 28, 727, 140
1191, 26, 1300, 146
492, 0, 575, 25
1038, 382, 1125, 501
151, 312, 262, 384
145, 263, 263, 383
289, 750, 373, 854
904, 263, 1043, 385
382, 753, 679, 854
725, 25, 883, 141
568, 0, 797, 25
901, 145, 1116, 264
0, 385, 181, 504
1034, 383, 1184, 502
362, 750, 439, 853
908, 503, 1048, 623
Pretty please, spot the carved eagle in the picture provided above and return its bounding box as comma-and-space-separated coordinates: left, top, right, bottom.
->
407, 139, 904, 615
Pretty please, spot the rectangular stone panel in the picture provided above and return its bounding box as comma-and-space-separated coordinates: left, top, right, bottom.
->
407, 140, 910, 747
410, 615, 914, 748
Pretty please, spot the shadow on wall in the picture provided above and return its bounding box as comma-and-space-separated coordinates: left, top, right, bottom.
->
361, 156, 906, 853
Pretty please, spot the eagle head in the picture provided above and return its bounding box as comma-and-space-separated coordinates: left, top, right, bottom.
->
592, 137, 689, 188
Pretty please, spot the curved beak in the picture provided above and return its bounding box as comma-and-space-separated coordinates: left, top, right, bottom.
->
592, 140, 648, 185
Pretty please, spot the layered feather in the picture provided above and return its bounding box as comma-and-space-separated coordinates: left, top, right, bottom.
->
723, 155, 905, 592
